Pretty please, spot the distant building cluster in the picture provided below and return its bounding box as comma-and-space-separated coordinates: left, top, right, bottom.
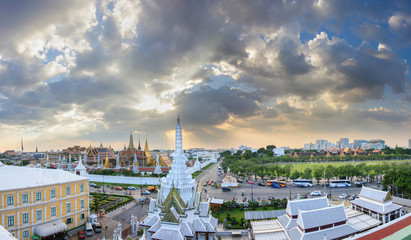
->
304, 138, 386, 151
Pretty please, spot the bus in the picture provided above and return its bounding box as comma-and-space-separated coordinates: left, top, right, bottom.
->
292, 179, 313, 187
266, 180, 286, 187
330, 180, 351, 188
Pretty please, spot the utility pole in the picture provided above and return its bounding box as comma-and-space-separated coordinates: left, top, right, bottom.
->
289, 178, 292, 200
103, 175, 105, 193
323, 170, 326, 196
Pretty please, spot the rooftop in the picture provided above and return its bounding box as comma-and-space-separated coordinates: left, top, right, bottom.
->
0, 165, 88, 191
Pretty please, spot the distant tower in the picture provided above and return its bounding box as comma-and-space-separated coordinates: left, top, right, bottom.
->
100, 141, 103, 147
21, 137, 24, 152
35, 146, 38, 153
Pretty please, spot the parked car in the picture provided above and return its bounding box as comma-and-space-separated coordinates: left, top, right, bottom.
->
349, 195, 356, 200
247, 181, 254, 184
311, 191, 321, 196
78, 231, 86, 239
89, 183, 97, 187
222, 187, 231, 192
237, 179, 243, 183
258, 182, 265, 186
203, 182, 207, 186
141, 190, 150, 195
114, 186, 123, 190
93, 223, 102, 233
271, 184, 281, 188
339, 194, 348, 199
128, 186, 136, 190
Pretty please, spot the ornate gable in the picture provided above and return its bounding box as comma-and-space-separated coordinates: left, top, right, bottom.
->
162, 186, 186, 215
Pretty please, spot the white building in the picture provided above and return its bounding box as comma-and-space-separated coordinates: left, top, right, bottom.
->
139, 117, 218, 240
351, 187, 403, 224
273, 148, 285, 156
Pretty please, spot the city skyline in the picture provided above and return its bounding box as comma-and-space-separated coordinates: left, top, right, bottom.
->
1, 1, 411, 150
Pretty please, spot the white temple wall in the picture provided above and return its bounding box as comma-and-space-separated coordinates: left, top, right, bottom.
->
87, 174, 160, 185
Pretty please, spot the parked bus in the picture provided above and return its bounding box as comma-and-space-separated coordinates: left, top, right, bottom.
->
292, 179, 313, 187
266, 180, 286, 187
330, 180, 351, 188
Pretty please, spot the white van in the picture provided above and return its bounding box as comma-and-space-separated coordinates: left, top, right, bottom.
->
85, 222, 94, 237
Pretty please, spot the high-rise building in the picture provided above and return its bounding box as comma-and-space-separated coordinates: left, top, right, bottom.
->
315, 140, 328, 150
409, 139, 411, 149
354, 140, 368, 149
340, 138, 349, 148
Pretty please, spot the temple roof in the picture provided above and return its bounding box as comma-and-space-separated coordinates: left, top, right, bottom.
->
359, 186, 392, 202
162, 186, 186, 215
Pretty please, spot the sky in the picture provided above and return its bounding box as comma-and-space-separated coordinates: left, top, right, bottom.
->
0, 0, 411, 151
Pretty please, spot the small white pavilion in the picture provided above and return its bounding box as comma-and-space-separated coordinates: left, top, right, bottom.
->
350, 186, 403, 224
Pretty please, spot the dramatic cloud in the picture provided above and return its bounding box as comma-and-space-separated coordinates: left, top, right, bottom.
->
0, 0, 410, 150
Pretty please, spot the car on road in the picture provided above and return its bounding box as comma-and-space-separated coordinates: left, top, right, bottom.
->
78, 231, 86, 239
211, 182, 215, 187
237, 179, 243, 183
297, 184, 308, 188
271, 184, 281, 188
203, 182, 207, 186
141, 190, 150, 195
248, 181, 254, 184
114, 186, 123, 190
258, 182, 265, 186
89, 183, 97, 187
128, 186, 136, 190
311, 191, 321, 196
339, 194, 348, 199
222, 187, 231, 192
349, 195, 356, 200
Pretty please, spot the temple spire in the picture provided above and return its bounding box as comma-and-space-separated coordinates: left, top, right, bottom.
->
100, 141, 103, 147
129, 133, 135, 150
138, 134, 141, 150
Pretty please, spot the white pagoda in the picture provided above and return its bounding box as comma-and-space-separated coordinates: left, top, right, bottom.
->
139, 116, 218, 240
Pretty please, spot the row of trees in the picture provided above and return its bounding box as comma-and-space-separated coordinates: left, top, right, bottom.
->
226, 150, 410, 163
221, 151, 411, 197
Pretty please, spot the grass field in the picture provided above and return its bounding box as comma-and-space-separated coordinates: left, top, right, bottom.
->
278, 159, 411, 173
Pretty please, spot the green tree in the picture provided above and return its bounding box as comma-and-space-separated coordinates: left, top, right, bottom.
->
302, 167, 312, 179
313, 166, 325, 184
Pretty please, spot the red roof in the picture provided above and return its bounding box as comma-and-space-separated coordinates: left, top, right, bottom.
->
355, 214, 411, 240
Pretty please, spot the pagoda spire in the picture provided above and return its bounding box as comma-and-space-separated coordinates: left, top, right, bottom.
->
138, 134, 141, 150
100, 141, 103, 147
104, 154, 111, 168
129, 133, 135, 150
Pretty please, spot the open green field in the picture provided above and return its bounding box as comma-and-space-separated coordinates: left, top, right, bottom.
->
279, 159, 411, 173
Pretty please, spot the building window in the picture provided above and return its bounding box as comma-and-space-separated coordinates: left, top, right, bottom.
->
50, 189, 56, 198
7, 196, 14, 205
66, 203, 71, 213
36, 210, 42, 220
80, 213, 85, 220
35, 192, 41, 201
22, 194, 29, 203
23, 230, 29, 238
7, 216, 14, 226
51, 207, 56, 217
22, 213, 29, 224
80, 199, 85, 208
66, 186, 71, 196
66, 217, 73, 224
80, 183, 84, 192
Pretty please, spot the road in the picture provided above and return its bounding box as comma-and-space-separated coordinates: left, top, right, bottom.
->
197, 160, 379, 201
